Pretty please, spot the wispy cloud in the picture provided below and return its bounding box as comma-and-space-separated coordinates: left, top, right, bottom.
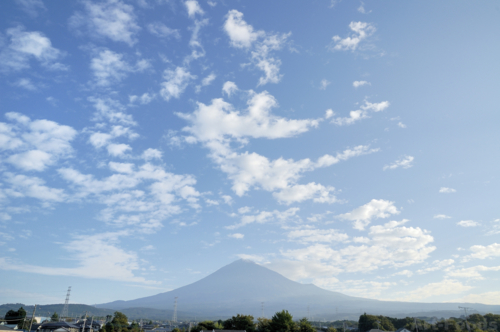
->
383, 155, 414, 170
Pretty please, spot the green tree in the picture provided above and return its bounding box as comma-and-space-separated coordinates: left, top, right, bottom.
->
257, 318, 272, 332
51, 312, 60, 322
224, 314, 256, 332
326, 327, 338, 332
4, 307, 27, 328
191, 320, 217, 332
296, 319, 315, 332
172, 328, 181, 332
358, 314, 395, 332
270, 310, 296, 332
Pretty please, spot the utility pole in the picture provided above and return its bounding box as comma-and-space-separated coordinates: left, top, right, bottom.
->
414, 317, 419, 332
29, 305, 37, 332
82, 312, 88, 332
89, 317, 94, 332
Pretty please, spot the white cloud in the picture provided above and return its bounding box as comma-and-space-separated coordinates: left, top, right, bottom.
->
331, 21, 376, 52
223, 10, 263, 49
222, 81, 238, 97
287, 227, 349, 244
160, 66, 196, 101
178, 91, 319, 143
185, 0, 204, 18
278, 219, 434, 276
320, 79, 331, 90
457, 220, 479, 227
4, 173, 66, 202
90, 49, 129, 86
0, 231, 157, 284
397, 122, 407, 128
59, 162, 201, 233
439, 187, 456, 193
141, 148, 162, 161
1, 112, 77, 171
90, 49, 150, 87
237, 254, 267, 263
392, 279, 472, 302
357, 2, 371, 14
221, 195, 233, 205
107, 143, 132, 157
147, 22, 180, 39
267, 260, 342, 281
88, 97, 137, 126
195, 73, 216, 92
216, 145, 375, 200
331, 100, 389, 126
109, 162, 134, 174
324, 109, 334, 119
69, 0, 140, 46
417, 259, 454, 274
337, 199, 400, 230
447, 265, 500, 280
238, 206, 252, 214
393, 270, 413, 277
129, 93, 155, 105
227, 207, 299, 230
434, 214, 451, 219
176, 91, 375, 204
14, 78, 37, 91
487, 218, 500, 235
223, 10, 289, 86
229, 233, 244, 239
0, 26, 66, 72
383, 155, 414, 170
462, 243, 500, 262
15, 0, 46, 17
273, 183, 337, 205
353, 80, 370, 88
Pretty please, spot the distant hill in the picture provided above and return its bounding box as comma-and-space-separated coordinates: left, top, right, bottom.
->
96, 259, 500, 319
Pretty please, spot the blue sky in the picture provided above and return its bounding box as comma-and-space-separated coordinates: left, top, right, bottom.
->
1, 0, 500, 307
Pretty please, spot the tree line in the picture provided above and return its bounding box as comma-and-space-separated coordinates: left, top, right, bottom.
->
358, 313, 500, 332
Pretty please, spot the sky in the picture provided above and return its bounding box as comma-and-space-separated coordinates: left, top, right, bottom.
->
1, 0, 500, 308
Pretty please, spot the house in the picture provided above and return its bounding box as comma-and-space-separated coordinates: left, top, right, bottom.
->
0, 326, 16, 331
37, 322, 80, 332
74, 320, 101, 332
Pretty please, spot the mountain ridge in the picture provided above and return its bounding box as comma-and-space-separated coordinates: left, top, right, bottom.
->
97, 259, 500, 318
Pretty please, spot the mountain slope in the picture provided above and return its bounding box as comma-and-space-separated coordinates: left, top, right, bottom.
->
97, 259, 500, 318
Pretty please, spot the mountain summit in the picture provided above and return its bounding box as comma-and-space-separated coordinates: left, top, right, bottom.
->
97, 259, 500, 318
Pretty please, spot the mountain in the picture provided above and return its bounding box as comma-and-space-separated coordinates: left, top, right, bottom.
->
97, 259, 500, 319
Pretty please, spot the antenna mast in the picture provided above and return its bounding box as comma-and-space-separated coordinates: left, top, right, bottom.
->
172, 297, 178, 323
62, 287, 71, 320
